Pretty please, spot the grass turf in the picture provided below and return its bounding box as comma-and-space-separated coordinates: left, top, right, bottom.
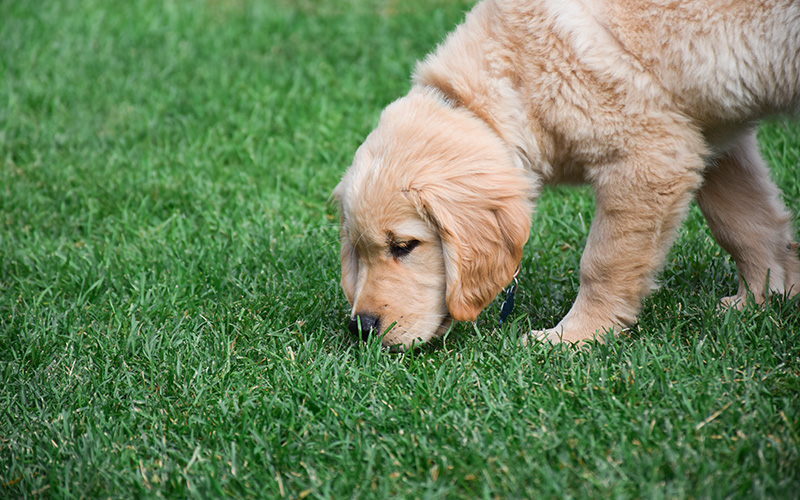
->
1, 0, 799, 498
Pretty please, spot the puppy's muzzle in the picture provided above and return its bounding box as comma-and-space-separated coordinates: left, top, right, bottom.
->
348, 313, 381, 342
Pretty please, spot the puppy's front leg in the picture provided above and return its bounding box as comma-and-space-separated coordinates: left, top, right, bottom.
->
530, 149, 706, 344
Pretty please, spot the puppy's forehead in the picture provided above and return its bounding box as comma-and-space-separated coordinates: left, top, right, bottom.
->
343, 199, 431, 244
341, 150, 424, 240
338, 90, 476, 244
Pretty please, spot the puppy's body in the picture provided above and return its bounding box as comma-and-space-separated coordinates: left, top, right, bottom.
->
335, 0, 800, 348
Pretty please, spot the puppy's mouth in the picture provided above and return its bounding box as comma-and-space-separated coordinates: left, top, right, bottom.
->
434, 314, 453, 337
384, 314, 453, 352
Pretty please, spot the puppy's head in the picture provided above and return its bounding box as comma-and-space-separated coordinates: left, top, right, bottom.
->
334, 88, 535, 349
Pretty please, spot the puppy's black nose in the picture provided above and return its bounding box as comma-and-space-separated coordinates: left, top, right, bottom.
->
348, 313, 381, 342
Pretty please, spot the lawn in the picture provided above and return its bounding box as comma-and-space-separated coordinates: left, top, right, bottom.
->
1, 0, 798, 498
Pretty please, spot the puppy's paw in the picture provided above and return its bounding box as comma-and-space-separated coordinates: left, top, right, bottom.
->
521, 328, 564, 346
718, 290, 775, 311
718, 295, 746, 311
521, 324, 613, 347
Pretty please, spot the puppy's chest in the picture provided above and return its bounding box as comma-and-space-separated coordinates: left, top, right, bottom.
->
532, 104, 630, 183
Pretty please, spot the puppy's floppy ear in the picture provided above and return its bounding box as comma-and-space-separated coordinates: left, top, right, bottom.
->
405, 166, 534, 321
332, 180, 357, 305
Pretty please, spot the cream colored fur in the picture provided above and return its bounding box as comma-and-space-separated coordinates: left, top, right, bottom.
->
334, 0, 800, 348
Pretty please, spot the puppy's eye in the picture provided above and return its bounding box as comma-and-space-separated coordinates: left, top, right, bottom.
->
390, 239, 420, 259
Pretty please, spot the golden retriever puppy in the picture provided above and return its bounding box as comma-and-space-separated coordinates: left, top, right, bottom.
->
334, 0, 800, 348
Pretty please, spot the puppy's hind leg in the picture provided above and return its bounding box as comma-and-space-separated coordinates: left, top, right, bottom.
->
696, 130, 800, 308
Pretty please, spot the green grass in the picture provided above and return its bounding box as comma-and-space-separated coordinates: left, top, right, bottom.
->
1, 0, 798, 498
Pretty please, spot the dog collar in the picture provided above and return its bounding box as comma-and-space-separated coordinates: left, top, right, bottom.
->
499, 264, 521, 324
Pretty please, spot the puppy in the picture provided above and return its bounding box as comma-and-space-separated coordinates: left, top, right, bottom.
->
334, 0, 800, 348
